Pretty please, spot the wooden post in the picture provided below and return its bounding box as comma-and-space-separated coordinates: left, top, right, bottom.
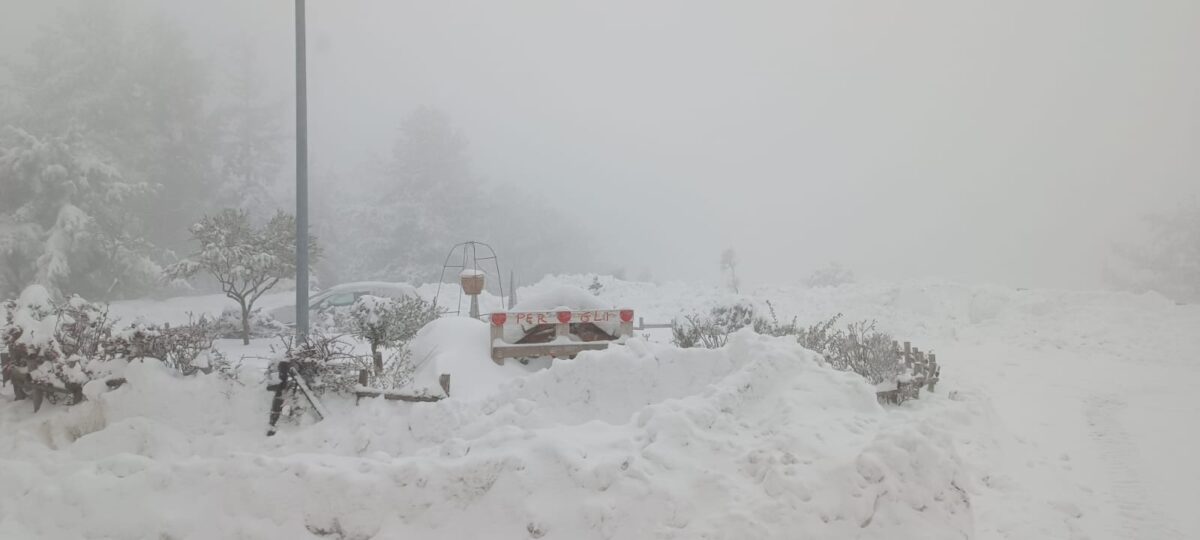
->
903, 342, 912, 368
490, 322, 505, 365
928, 354, 938, 392
439, 374, 451, 397
266, 360, 291, 436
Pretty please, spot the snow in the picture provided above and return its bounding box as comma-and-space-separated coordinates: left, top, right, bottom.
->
407, 316, 530, 399
2, 276, 1199, 539
459, 268, 485, 278
8, 285, 58, 350
510, 283, 611, 312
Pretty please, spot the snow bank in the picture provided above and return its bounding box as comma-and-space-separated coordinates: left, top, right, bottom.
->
510, 284, 610, 312
0, 330, 972, 539
407, 316, 532, 399
17, 275, 1198, 538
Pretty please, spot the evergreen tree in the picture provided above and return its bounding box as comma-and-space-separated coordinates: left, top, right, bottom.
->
0, 127, 158, 299
1, 4, 220, 298
213, 41, 284, 217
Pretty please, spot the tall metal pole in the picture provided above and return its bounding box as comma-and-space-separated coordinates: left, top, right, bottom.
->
294, 0, 310, 336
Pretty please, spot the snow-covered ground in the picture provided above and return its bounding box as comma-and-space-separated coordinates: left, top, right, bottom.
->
2, 276, 1197, 539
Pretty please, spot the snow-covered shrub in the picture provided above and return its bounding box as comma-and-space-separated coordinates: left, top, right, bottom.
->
672, 303, 757, 349
339, 295, 438, 358
806, 262, 856, 288
276, 330, 364, 395
823, 320, 905, 385
3, 286, 234, 409
165, 208, 320, 345
680, 300, 903, 385
2, 286, 119, 404
756, 306, 902, 385
753, 302, 845, 354
111, 315, 232, 377
334, 295, 439, 389
214, 306, 287, 340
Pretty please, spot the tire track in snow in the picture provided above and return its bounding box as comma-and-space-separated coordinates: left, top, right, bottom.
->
1083, 394, 1181, 539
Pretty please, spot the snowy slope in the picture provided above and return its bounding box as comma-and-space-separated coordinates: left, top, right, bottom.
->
1, 277, 1197, 539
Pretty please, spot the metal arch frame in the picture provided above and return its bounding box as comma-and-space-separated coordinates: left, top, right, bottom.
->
433, 241, 505, 317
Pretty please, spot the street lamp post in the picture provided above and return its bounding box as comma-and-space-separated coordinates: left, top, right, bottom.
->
295, 0, 309, 336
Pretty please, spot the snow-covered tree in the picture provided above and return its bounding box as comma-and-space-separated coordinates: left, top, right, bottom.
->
0, 128, 159, 300
212, 40, 285, 217
1, 4, 220, 298
320, 106, 597, 284
1108, 201, 1200, 303
340, 295, 439, 373
720, 248, 740, 293
165, 209, 319, 345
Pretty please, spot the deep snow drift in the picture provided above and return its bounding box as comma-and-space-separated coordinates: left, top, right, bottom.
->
2, 276, 1198, 539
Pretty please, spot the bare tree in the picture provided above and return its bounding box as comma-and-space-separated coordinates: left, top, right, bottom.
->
720, 248, 740, 293
165, 209, 319, 344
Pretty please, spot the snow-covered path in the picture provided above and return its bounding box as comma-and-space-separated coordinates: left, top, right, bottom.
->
940, 304, 1200, 539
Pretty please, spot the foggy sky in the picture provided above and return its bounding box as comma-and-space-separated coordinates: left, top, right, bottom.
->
4, 0, 1198, 290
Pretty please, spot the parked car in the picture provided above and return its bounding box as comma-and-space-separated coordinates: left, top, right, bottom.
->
270, 281, 420, 326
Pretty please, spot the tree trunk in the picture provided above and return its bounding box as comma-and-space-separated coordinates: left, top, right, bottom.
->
241, 302, 251, 345
372, 344, 383, 375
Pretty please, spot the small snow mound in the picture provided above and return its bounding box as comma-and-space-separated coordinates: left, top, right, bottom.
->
408, 316, 530, 400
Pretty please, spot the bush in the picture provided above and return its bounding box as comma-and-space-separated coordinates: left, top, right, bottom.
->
672, 300, 906, 385
338, 295, 439, 358
755, 304, 844, 354
275, 330, 362, 395
758, 309, 902, 384
111, 314, 233, 377
215, 307, 287, 340
2, 286, 231, 408
671, 303, 756, 349
2, 290, 119, 399
823, 320, 904, 385
274, 329, 428, 396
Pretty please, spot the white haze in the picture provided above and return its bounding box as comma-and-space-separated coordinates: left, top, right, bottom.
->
3, 0, 1198, 289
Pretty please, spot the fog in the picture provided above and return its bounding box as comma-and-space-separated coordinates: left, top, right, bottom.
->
3, 0, 1198, 291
